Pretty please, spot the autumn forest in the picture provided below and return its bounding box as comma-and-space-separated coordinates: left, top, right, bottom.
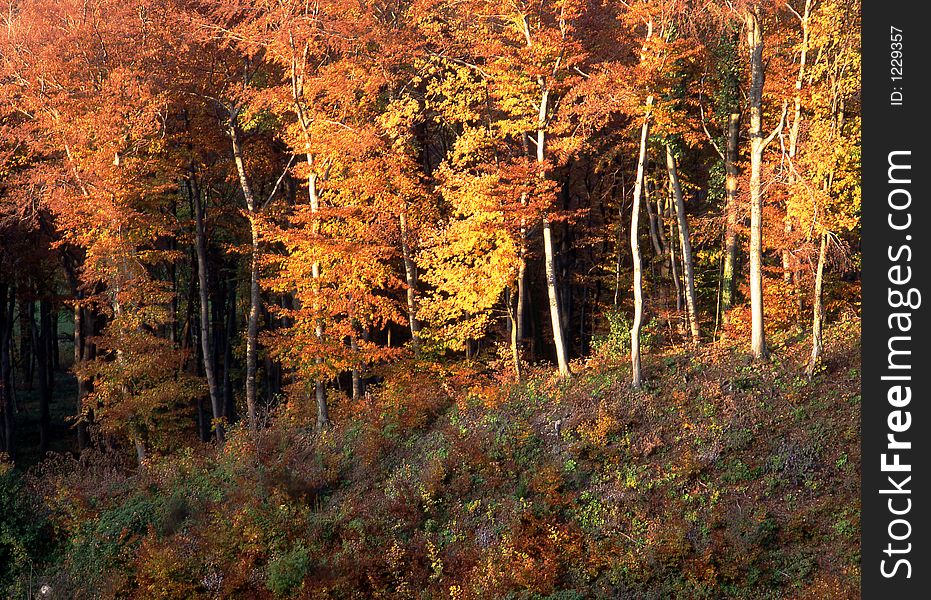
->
0, 0, 861, 597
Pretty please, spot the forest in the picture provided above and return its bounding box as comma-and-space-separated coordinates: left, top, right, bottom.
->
0, 0, 861, 597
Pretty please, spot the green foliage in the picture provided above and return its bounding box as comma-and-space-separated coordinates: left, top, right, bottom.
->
266, 543, 311, 597
592, 309, 658, 361
0, 464, 50, 595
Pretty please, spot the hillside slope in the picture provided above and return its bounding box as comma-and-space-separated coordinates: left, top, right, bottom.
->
10, 317, 860, 599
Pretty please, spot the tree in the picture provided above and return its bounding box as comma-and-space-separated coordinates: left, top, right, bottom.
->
744, 4, 785, 360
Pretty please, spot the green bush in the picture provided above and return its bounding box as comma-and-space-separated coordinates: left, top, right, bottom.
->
0, 464, 51, 595
592, 309, 657, 361
266, 543, 311, 596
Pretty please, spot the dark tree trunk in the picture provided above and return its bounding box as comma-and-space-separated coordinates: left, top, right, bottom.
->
721, 112, 741, 310
223, 278, 237, 423
19, 300, 34, 390
37, 300, 53, 455
0, 284, 17, 460
190, 177, 224, 442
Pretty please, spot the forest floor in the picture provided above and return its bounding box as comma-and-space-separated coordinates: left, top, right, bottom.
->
7, 314, 861, 599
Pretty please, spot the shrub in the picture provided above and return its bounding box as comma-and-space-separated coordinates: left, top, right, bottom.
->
266, 543, 311, 597
0, 461, 51, 596
592, 309, 658, 361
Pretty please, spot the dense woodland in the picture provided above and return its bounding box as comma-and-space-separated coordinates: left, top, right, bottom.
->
0, 0, 861, 597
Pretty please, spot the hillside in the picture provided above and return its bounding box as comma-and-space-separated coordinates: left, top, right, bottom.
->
3, 316, 860, 599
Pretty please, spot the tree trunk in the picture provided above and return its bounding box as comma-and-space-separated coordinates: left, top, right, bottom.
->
784, 0, 812, 286
746, 7, 782, 360
308, 169, 329, 432
37, 300, 52, 454
508, 286, 522, 380
191, 179, 224, 442
229, 122, 260, 429
536, 80, 571, 379
19, 300, 33, 390
665, 189, 683, 313
807, 232, 828, 378
721, 112, 741, 310
399, 209, 420, 348
666, 146, 700, 346
48, 308, 58, 373
645, 180, 664, 259
74, 300, 89, 450
630, 100, 652, 389
543, 220, 571, 378
613, 174, 627, 306
513, 194, 528, 377
350, 325, 364, 401
291, 55, 329, 430
223, 280, 237, 423
0, 284, 16, 459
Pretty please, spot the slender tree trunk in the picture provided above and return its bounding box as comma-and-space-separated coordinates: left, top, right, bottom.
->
134, 437, 147, 464
351, 324, 364, 401
1, 284, 16, 459
74, 300, 89, 449
223, 280, 237, 422
645, 181, 664, 259
536, 81, 571, 378
291, 55, 329, 430
654, 194, 670, 278
191, 179, 224, 442
399, 209, 420, 347
784, 0, 812, 286
37, 300, 52, 454
614, 175, 627, 306
543, 220, 571, 378
516, 259, 526, 370
513, 193, 528, 376
664, 189, 683, 313
666, 146, 700, 346
746, 8, 783, 360
308, 170, 329, 431
807, 233, 828, 378
50, 310, 59, 372
19, 300, 33, 390
721, 112, 741, 310
630, 100, 652, 389
508, 288, 522, 380
229, 123, 260, 429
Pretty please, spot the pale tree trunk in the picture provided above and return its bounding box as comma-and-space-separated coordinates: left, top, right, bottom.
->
721, 112, 740, 310
630, 98, 653, 389
654, 194, 670, 278
399, 209, 420, 347
536, 82, 571, 379
784, 0, 812, 286
308, 171, 329, 431
350, 327, 363, 401
191, 179, 224, 442
520, 9, 570, 378
74, 300, 90, 449
807, 232, 828, 378
512, 195, 528, 378
662, 189, 683, 313
746, 8, 784, 360
134, 438, 147, 464
645, 180, 664, 259
665, 146, 700, 346
509, 283, 523, 380
290, 47, 329, 429
543, 219, 571, 378
228, 123, 260, 429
